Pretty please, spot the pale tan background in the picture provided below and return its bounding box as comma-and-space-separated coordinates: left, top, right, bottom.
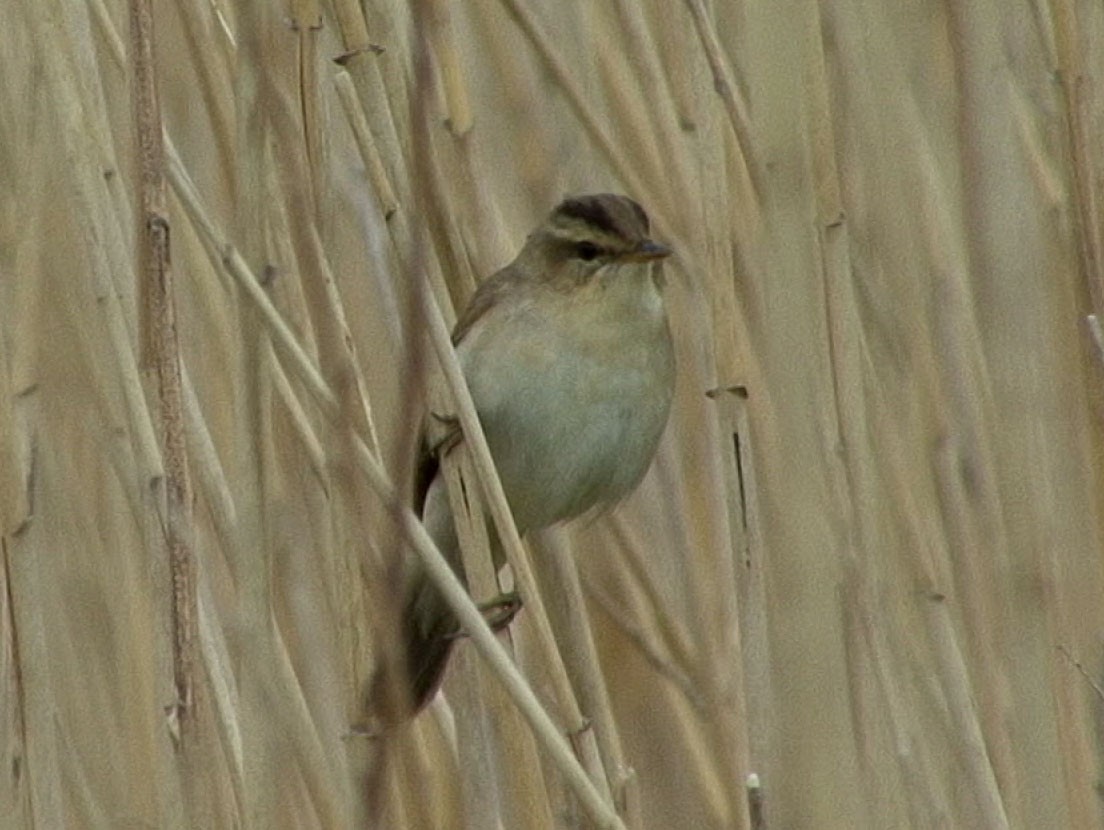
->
2, 1, 1104, 828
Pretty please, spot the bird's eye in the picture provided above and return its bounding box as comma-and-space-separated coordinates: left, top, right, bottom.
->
575, 241, 601, 261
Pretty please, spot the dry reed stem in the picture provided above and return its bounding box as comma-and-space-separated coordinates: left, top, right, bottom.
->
682, 0, 761, 201
180, 364, 238, 531
129, 0, 199, 734
443, 446, 555, 829
927, 292, 1015, 824
60, 1, 163, 485
1033, 460, 1099, 829
861, 394, 964, 829
664, 399, 752, 827
498, 0, 656, 209
595, 26, 670, 207
194, 567, 247, 812
330, 0, 371, 60
1048, 0, 1104, 316
229, 8, 295, 825
531, 534, 642, 827
746, 772, 765, 830
173, 0, 236, 188
291, 0, 325, 214
334, 70, 398, 218
269, 359, 327, 486
164, 10, 374, 817
927, 598, 1011, 829
611, 2, 696, 216
604, 517, 697, 676
942, 11, 1029, 821
272, 115, 382, 451
1056, 644, 1104, 702
330, 9, 414, 210
707, 385, 774, 777
424, 0, 473, 136
584, 577, 702, 710
441, 451, 514, 826
165, 140, 339, 415
328, 2, 408, 207
1085, 314, 1104, 376
806, 19, 934, 826
1045, 613, 1100, 828
262, 3, 394, 744
841, 564, 945, 828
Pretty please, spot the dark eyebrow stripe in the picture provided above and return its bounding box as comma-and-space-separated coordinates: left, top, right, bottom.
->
555, 197, 620, 236
627, 199, 650, 234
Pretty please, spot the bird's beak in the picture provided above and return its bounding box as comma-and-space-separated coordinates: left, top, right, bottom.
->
622, 239, 672, 263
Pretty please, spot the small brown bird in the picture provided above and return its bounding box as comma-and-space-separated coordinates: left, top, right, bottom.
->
401, 193, 675, 714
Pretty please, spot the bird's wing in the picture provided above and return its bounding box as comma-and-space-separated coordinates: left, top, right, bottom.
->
449, 263, 525, 346
414, 263, 525, 513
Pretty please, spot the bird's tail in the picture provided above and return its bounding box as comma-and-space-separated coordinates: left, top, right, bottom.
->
401, 573, 462, 714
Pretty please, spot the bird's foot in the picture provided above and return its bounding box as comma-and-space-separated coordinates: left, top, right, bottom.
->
481, 591, 523, 631
444, 591, 523, 641
428, 412, 462, 458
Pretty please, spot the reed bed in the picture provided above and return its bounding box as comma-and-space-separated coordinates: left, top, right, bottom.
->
2, 1, 1103, 828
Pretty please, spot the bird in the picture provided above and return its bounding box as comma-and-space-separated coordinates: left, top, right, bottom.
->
398, 193, 675, 717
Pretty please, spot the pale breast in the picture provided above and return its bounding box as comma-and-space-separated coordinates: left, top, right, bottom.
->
459, 279, 674, 532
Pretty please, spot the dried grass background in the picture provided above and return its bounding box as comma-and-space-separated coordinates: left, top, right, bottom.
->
2, 1, 1104, 828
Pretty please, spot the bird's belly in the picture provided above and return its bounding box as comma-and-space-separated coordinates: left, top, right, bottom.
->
462, 320, 673, 531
